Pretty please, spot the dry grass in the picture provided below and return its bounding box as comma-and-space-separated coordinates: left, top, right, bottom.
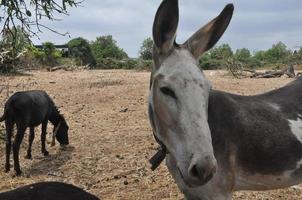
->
0, 69, 301, 199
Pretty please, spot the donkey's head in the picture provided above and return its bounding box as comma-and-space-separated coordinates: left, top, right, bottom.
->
54, 115, 69, 145
149, 0, 233, 187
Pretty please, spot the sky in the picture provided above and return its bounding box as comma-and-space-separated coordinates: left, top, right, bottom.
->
26, 0, 302, 57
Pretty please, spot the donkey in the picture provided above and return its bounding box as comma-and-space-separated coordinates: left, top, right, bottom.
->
0, 181, 99, 200
0, 90, 69, 175
149, 0, 302, 199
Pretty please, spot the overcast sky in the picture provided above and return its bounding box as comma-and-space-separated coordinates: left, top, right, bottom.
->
28, 0, 302, 57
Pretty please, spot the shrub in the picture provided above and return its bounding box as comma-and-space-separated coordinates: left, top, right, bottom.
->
68, 37, 96, 67
94, 58, 152, 70
139, 37, 153, 60
91, 35, 128, 60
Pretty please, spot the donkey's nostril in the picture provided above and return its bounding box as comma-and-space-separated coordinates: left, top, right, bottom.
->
188, 156, 217, 185
191, 165, 198, 177
189, 163, 205, 180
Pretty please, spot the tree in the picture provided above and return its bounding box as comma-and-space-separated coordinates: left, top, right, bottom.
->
0, 0, 79, 38
42, 42, 62, 66
234, 48, 251, 63
0, 26, 32, 72
264, 42, 291, 64
253, 50, 266, 61
139, 37, 153, 60
199, 44, 233, 69
199, 52, 214, 70
295, 48, 302, 64
210, 44, 233, 60
68, 37, 96, 67
0, 26, 31, 56
90, 35, 128, 60
298, 47, 302, 56
0, 0, 80, 73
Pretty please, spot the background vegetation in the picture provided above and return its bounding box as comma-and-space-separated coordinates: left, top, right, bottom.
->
0, 1, 301, 73
1, 29, 301, 73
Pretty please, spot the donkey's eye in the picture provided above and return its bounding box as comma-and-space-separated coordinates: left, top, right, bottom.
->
160, 87, 177, 99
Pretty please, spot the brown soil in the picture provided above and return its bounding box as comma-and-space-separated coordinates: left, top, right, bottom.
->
0, 70, 301, 199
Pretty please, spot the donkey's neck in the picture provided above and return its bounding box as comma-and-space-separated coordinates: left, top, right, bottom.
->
49, 108, 62, 126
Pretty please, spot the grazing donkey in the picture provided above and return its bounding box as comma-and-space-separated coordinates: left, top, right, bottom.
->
0, 90, 69, 175
0, 181, 100, 200
149, 0, 302, 199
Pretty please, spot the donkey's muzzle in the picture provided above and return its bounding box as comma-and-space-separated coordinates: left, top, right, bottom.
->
188, 155, 217, 186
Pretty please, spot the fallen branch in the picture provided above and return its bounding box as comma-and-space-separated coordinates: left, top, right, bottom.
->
249, 65, 297, 78
251, 70, 285, 78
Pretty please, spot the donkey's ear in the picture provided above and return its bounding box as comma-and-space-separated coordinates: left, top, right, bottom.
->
184, 4, 234, 59
153, 0, 179, 54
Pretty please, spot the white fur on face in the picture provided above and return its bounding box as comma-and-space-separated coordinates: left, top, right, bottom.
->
151, 48, 214, 176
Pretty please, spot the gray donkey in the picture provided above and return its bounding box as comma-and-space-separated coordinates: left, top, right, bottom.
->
149, 0, 302, 199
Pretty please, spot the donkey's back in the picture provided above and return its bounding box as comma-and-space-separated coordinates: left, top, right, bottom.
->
0, 182, 100, 200
2, 90, 53, 126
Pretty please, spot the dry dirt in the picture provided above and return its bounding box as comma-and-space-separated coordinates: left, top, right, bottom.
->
0, 69, 301, 199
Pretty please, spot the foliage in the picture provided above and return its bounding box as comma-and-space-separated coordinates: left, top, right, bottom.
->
27, 45, 45, 60
22, 42, 62, 67
68, 37, 96, 67
0, 0, 80, 73
199, 52, 214, 70
264, 42, 291, 64
91, 35, 128, 60
0, 26, 31, 73
291, 48, 302, 65
0, 0, 79, 38
58, 57, 78, 66
234, 48, 251, 63
139, 37, 153, 60
199, 42, 299, 71
0, 26, 31, 56
41, 42, 62, 66
95, 58, 152, 70
210, 44, 233, 60
199, 44, 233, 69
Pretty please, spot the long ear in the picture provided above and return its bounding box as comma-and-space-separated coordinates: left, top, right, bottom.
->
184, 4, 234, 59
153, 0, 179, 54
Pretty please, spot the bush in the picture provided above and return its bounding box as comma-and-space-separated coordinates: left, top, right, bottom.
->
136, 59, 153, 70
24, 44, 61, 68
0, 26, 31, 73
41, 42, 62, 66
91, 35, 128, 60
94, 58, 152, 70
139, 37, 153, 60
68, 37, 96, 67
57, 57, 78, 66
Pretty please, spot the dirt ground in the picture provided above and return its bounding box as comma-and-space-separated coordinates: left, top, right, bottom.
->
0, 69, 301, 199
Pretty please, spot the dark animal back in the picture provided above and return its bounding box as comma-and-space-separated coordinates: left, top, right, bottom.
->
0, 182, 100, 200
208, 78, 302, 175
5, 90, 52, 127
